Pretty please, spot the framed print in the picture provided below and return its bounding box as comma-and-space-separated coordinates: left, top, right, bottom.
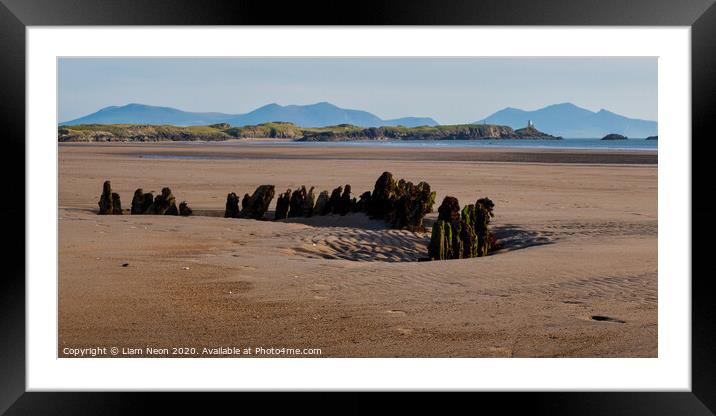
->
1, 0, 714, 414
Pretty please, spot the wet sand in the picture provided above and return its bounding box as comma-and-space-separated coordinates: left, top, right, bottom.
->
58, 143, 657, 357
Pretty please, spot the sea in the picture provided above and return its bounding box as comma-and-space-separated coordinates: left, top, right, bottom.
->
182, 138, 658, 151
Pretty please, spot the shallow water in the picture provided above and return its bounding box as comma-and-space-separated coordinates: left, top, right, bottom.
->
164, 138, 658, 152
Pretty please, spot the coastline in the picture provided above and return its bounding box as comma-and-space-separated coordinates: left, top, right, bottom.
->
60, 142, 658, 165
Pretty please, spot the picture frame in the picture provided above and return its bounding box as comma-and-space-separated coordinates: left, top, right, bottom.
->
1, 0, 712, 413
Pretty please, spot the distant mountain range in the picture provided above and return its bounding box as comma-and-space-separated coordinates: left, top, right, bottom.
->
478, 103, 657, 138
60, 102, 438, 128
61, 101, 657, 138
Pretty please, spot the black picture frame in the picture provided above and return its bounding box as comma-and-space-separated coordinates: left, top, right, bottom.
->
1, 0, 713, 414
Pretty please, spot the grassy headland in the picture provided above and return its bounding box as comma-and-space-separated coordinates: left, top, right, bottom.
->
58, 122, 561, 142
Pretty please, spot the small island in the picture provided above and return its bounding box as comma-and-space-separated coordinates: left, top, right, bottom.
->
601, 133, 628, 140
645, 135, 658, 140
58, 121, 562, 142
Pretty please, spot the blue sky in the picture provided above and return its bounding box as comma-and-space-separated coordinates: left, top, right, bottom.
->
58, 57, 657, 124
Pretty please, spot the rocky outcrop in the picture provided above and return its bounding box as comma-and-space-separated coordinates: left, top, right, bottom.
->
513, 125, 562, 139
646, 135, 658, 140
225, 192, 241, 218
238, 185, 275, 220
98, 181, 122, 215
61, 121, 560, 143
601, 133, 627, 140
428, 196, 497, 260
59, 124, 231, 142
298, 124, 561, 141
274, 189, 291, 220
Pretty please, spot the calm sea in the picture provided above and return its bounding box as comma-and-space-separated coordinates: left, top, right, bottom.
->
172, 139, 657, 151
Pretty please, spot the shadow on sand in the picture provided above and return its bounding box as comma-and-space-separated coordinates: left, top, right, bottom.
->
278, 212, 394, 230
80, 206, 554, 261
492, 224, 555, 253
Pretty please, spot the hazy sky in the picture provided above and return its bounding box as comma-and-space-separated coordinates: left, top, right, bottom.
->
58, 57, 657, 124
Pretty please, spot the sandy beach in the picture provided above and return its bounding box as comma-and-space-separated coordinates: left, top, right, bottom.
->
58, 143, 657, 357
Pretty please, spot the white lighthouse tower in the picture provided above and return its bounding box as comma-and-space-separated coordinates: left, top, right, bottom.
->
527, 119, 534, 128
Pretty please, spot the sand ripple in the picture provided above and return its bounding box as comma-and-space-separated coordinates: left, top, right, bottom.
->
293, 227, 430, 262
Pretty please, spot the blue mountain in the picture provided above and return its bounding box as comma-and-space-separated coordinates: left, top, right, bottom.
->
61, 102, 438, 128
62, 103, 234, 126
478, 103, 657, 138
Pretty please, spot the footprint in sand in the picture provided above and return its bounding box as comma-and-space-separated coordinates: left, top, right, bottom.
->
230, 264, 256, 270
486, 347, 514, 357
312, 284, 332, 291
386, 309, 407, 316
591, 315, 626, 324
396, 327, 414, 335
